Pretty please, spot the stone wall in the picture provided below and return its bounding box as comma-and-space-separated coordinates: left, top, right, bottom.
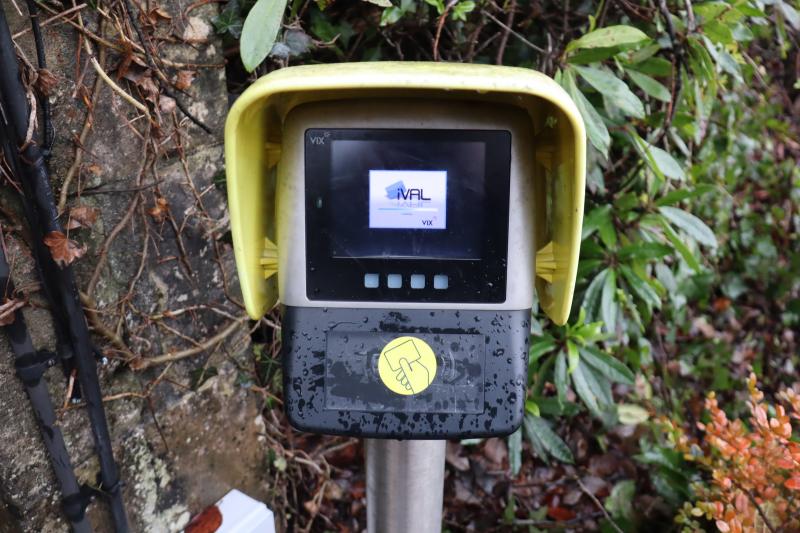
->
0, 4, 269, 532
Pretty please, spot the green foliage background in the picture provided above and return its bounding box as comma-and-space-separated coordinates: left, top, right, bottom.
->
220, 0, 799, 529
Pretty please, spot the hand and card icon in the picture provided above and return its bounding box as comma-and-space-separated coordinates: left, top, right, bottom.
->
378, 337, 437, 395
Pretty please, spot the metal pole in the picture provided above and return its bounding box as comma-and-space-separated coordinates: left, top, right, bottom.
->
365, 439, 446, 533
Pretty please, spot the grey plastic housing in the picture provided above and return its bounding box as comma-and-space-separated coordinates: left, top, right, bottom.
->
276, 99, 536, 311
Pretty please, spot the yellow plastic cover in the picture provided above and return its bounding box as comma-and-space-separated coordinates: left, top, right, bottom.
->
224, 62, 586, 325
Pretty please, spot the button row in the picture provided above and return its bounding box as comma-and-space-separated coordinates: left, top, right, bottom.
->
364, 273, 448, 290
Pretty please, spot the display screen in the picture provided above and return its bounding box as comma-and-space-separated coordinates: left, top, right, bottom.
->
369, 170, 447, 230
327, 137, 487, 260
304, 129, 512, 303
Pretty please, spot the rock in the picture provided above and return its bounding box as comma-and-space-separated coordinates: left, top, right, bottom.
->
0, 3, 269, 532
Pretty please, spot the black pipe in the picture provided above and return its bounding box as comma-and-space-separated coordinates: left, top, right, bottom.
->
24, 0, 54, 158
0, 6, 129, 532
1, 246, 93, 533
0, 68, 79, 392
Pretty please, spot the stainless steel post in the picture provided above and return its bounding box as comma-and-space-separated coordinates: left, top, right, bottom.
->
365, 439, 446, 533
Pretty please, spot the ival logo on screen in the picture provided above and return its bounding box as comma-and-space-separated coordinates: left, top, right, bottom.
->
384, 181, 432, 201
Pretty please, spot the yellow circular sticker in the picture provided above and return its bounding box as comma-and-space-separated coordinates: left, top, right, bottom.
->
378, 336, 437, 395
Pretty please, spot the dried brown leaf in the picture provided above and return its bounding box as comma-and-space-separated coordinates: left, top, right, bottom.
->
86, 163, 103, 176
43, 231, 86, 267
35, 69, 58, 96
66, 206, 99, 230
175, 70, 195, 91
445, 442, 470, 472
148, 196, 169, 222
115, 41, 136, 80
138, 75, 161, 106
483, 437, 507, 466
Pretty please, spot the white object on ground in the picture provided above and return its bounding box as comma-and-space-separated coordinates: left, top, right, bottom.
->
186, 489, 275, 533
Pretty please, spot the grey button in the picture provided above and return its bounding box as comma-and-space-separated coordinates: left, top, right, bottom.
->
387, 274, 402, 288
433, 274, 448, 289
410, 274, 425, 289
364, 273, 379, 288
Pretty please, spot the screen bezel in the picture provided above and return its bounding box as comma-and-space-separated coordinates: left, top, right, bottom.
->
304, 128, 512, 303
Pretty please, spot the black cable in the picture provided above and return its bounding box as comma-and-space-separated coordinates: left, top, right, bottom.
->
25, 0, 54, 158
0, 246, 93, 533
0, 82, 79, 389
0, 6, 129, 532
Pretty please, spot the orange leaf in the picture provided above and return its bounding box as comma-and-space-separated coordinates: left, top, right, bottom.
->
547, 506, 576, 521
785, 476, 800, 490
43, 231, 86, 267
185, 505, 222, 533
148, 196, 169, 222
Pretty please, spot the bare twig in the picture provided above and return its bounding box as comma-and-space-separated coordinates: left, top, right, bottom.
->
76, 9, 150, 118
651, 0, 684, 147
432, 0, 458, 61
57, 37, 105, 213
86, 143, 149, 298
481, 9, 545, 53
12, 3, 88, 39
575, 476, 624, 533
495, 0, 517, 65
130, 316, 248, 370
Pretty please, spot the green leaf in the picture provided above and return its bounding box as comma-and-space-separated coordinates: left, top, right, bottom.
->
601, 268, 617, 333
582, 205, 611, 239
423, 0, 445, 13
566, 47, 621, 64
213, 3, 244, 38
579, 345, 635, 385
583, 269, 608, 321
626, 56, 672, 76
530, 336, 558, 362
631, 134, 686, 181
240, 0, 289, 72
508, 428, 522, 476
566, 341, 579, 374
523, 415, 574, 464
605, 480, 636, 521
380, 6, 404, 25
655, 184, 716, 206
658, 206, 718, 248
562, 69, 610, 154
619, 265, 661, 310
450, 0, 475, 21
534, 396, 580, 417
659, 217, 702, 271
617, 241, 672, 261
574, 66, 645, 118
694, 1, 730, 21
617, 404, 650, 425
703, 20, 734, 45
572, 361, 604, 418
583, 205, 617, 247
555, 351, 568, 405
363, 0, 392, 5
525, 399, 541, 417
574, 362, 616, 427
626, 69, 671, 102
566, 25, 649, 52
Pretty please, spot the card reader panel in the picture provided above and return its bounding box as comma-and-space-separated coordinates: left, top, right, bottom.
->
282, 306, 530, 439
